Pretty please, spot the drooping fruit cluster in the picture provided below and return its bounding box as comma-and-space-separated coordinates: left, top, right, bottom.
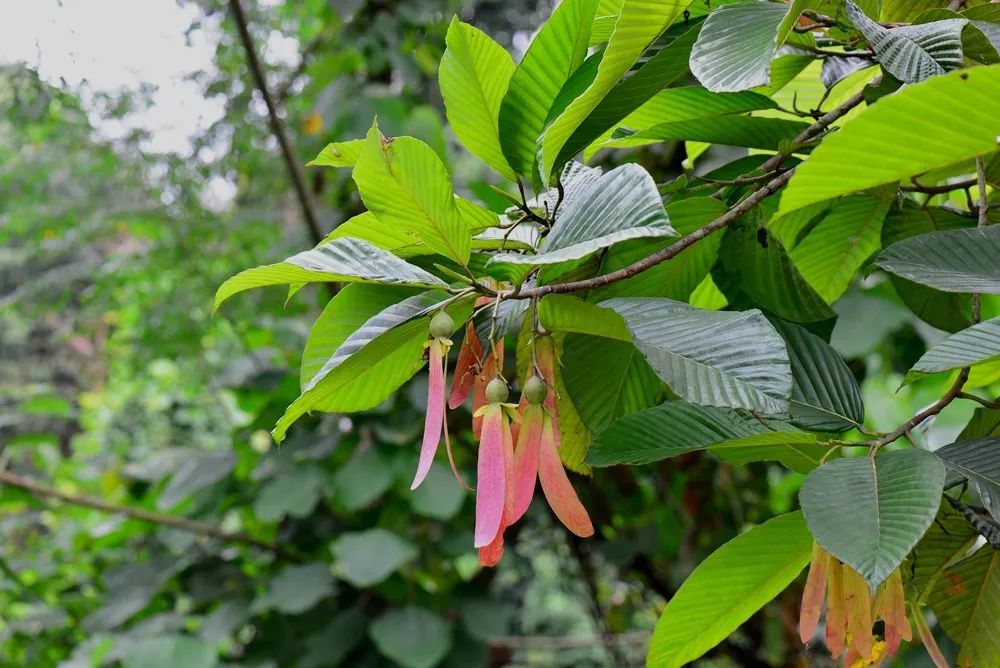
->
799, 543, 910, 664
414, 310, 593, 566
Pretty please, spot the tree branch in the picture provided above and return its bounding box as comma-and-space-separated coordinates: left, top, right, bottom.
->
871, 157, 992, 449
901, 176, 978, 195
957, 392, 1000, 410
0, 470, 288, 556
492, 85, 869, 302
229, 0, 324, 246
509, 169, 795, 300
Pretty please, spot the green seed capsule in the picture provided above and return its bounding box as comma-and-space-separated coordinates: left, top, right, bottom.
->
485, 378, 509, 404
523, 375, 548, 405
429, 311, 454, 339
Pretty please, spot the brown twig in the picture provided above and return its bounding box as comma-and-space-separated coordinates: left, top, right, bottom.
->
507, 169, 795, 300
229, 0, 324, 246
502, 87, 870, 300
0, 469, 289, 557
901, 177, 979, 195
957, 392, 1000, 410
871, 157, 991, 450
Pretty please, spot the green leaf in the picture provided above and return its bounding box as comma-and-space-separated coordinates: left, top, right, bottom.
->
214, 237, 447, 309
608, 115, 809, 151
122, 636, 217, 668
960, 407, 1000, 439
409, 463, 467, 520
588, 399, 819, 468
537, 294, 631, 340
881, 204, 975, 332
777, 64, 1000, 215
331, 529, 419, 588
927, 539, 1000, 666
908, 317, 1000, 383
647, 512, 812, 668
369, 607, 453, 668
589, 197, 727, 303
935, 437, 1000, 520
439, 19, 516, 180
563, 334, 663, 433
558, 19, 702, 161
332, 447, 394, 512
718, 221, 836, 323
264, 563, 334, 614
353, 124, 471, 264
498, 0, 599, 178
301, 284, 418, 389
846, 0, 965, 83
789, 195, 891, 304
602, 298, 793, 414
273, 293, 471, 442
490, 163, 675, 267
315, 212, 425, 258
253, 466, 324, 521
539, 0, 693, 180
800, 449, 946, 588
770, 319, 865, 432
875, 226, 1000, 294
596, 86, 779, 153
157, 450, 235, 510
689, 0, 807, 93
307, 139, 364, 168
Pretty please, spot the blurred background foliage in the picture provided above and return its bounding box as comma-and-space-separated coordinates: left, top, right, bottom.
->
0, 1, 989, 666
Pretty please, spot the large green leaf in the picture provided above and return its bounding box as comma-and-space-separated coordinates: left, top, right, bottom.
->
439, 19, 516, 180
960, 407, 1000, 439
558, 19, 702, 160
331, 529, 419, 588
800, 449, 946, 588
718, 221, 836, 323
846, 0, 965, 83
316, 212, 423, 258
908, 317, 1000, 382
607, 115, 809, 151
647, 512, 812, 668
562, 334, 663, 433
777, 64, 1000, 215
272, 293, 471, 442
353, 124, 471, 264
881, 204, 975, 332
789, 195, 891, 303
539, 0, 692, 180
300, 284, 418, 388
935, 437, 1000, 520
689, 0, 807, 93
369, 607, 453, 668
537, 294, 631, 340
490, 163, 675, 266
771, 319, 865, 432
214, 237, 447, 309
307, 139, 364, 168
589, 197, 727, 302
602, 298, 793, 415
927, 539, 1000, 666
588, 400, 820, 467
875, 226, 1000, 294
498, 0, 599, 178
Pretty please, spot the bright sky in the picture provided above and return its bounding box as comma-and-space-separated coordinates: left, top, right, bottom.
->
0, 0, 224, 154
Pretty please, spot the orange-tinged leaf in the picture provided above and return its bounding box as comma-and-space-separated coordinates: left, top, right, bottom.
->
827, 561, 847, 659
843, 563, 874, 660
800, 543, 830, 643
